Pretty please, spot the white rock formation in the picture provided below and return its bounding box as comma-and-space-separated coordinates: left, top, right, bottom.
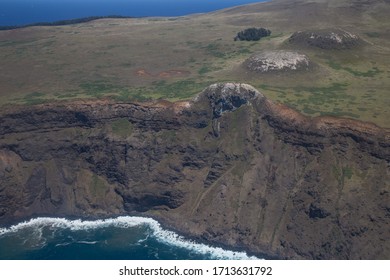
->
245, 51, 310, 73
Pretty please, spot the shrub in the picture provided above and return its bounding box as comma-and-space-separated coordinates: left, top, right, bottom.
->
234, 27, 271, 41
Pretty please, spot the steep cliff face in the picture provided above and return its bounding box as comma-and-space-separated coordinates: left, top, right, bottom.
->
0, 83, 389, 259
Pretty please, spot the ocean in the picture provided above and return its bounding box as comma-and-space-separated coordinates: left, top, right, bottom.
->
0, 0, 266, 261
0, 0, 266, 26
0, 216, 259, 260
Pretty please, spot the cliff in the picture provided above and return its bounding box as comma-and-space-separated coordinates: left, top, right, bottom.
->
0, 83, 389, 259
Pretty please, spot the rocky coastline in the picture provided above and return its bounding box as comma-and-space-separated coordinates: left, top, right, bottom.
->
0, 83, 389, 259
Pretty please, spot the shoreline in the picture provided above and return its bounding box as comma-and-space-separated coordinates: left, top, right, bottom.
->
0, 15, 133, 31
0, 213, 278, 260
0, 0, 270, 31
148, 213, 281, 260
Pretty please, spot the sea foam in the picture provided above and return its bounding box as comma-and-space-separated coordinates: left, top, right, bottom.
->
0, 216, 259, 260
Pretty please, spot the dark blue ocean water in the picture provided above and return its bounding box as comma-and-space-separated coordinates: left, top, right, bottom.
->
0, 217, 259, 260
0, 0, 266, 26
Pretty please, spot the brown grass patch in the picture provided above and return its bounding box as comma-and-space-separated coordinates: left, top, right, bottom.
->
158, 70, 191, 78
135, 69, 153, 77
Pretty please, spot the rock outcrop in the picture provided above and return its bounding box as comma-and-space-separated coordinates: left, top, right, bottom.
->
244, 51, 310, 73
0, 83, 389, 259
288, 29, 361, 50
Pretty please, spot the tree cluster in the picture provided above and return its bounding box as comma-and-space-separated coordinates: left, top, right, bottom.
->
234, 27, 271, 41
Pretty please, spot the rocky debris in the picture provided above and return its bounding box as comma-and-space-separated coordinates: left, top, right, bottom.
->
288, 29, 361, 49
244, 51, 310, 73
0, 83, 389, 259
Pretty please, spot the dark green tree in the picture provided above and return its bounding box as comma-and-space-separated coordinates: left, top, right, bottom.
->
234, 27, 271, 41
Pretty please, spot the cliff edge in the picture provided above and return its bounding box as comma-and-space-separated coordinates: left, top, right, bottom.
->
0, 83, 389, 259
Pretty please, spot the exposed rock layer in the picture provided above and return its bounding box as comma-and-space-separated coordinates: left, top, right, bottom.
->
288, 29, 361, 49
244, 51, 310, 73
0, 83, 389, 259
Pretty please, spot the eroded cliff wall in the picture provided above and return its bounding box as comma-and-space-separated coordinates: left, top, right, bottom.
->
0, 83, 389, 259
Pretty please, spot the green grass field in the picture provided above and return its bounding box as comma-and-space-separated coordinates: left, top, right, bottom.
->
0, 0, 389, 127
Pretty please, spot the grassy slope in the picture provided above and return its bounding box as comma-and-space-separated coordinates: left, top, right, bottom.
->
0, 0, 389, 127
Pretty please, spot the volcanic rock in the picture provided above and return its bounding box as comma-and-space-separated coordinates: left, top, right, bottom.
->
288, 29, 361, 50
244, 51, 310, 73
0, 83, 389, 259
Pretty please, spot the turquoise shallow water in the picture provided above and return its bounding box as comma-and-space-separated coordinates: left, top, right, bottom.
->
0, 216, 259, 260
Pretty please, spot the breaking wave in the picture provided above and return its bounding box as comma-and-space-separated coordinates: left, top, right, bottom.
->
0, 216, 259, 260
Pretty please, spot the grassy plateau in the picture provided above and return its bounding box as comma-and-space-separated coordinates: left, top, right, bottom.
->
0, 0, 389, 127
